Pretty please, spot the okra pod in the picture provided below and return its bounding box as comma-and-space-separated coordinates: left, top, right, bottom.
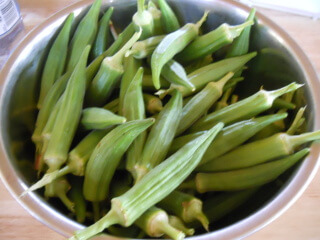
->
122, 68, 147, 180
190, 82, 302, 132
44, 46, 90, 172
273, 98, 296, 110
80, 107, 126, 130
168, 131, 205, 155
161, 52, 257, 97
86, 29, 142, 106
133, 0, 154, 39
176, 72, 233, 136
91, 7, 114, 59
66, 0, 101, 71
37, 13, 74, 109
143, 93, 163, 114
135, 207, 185, 240
126, 35, 166, 59
158, 0, 180, 33
147, 1, 163, 35
151, 11, 208, 89
118, 55, 141, 115
169, 216, 195, 236
176, 19, 254, 63
83, 119, 154, 202
135, 90, 183, 181
71, 123, 223, 240
142, 74, 170, 91
185, 54, 213, 74
158, 191, 209, 231
194, 148, 310, 193
161, 59, 195, 91
70, 177, 87, 223
201, 127, 320, 172
203, 189, 257, 223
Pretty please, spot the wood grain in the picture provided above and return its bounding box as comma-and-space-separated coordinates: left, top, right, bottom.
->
1, 1, 319, 239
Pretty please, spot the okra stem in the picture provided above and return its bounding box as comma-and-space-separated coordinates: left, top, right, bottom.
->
169, 216, 195, 236
158, 0, 180, 33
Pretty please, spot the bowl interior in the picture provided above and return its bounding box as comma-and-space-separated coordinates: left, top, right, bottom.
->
0, 0, 317, 238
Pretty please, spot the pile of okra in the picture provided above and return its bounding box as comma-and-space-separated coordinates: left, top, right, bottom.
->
25, 0, 320, 239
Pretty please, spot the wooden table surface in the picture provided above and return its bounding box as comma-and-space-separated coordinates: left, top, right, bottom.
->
1, 0, 320, 239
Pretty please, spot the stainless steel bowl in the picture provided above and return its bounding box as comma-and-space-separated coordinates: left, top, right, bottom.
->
0, 0, 319, 239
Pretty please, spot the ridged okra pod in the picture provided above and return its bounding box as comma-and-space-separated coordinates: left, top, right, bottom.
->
133, 0, 154, 39
176, 19, 254, 63
142, 74, 170, 91
70, 123, 224, 240
66, 0, 101, 71
190, 82, 302, 132
151, 11, 208, 89
158, 0, 180, 33
200, 128, 320, 172
185, 54, 213, 74
197, 112, 288, 167
70, 177, 87, 223
37, 13, 74, 109
86, 30, 142, 106
80, 107, 126, 130
126, 35, 165, 59
83, 119, 154, 202
122, 68, 147, 180
158, 191, 209, 231
203, 189, 257, 223
147, 1, 163, 35
91, 7, 114, 59
169, 216, 195, 236
119, 55, 141, 115
161, 52, 256, 97
143, 93, 163, 114
176, 72, 233, 136
194, 148, 310, 193
44, 46, 90, 172
135, 90, 183, 181
161, 59, 195, 91
135, 207, 185, 240
168, 131, 204, 155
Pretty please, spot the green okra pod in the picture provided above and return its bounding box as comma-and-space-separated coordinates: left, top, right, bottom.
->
190, 82, 302, 132
91, 7, 114, 59
161, 59, 195, 91
147, 1, 164, 35
200, 127, 320, 172
135, 90, 183, 181
44, 46, 91, 172
176, 72, 234, 136
151, 11, 208, 89
160, 52, 256, 97
158, 0, 180, 33
80, 107, 126, 130
168, 216, 195, 236
133, 0, 154, 39
37, 13, 74, 109
66, 0, 101, 71
45, 177, 74, 212
286, 107, 306, 135
83, 119, 155, 203
158, 191, 209, 231
119, 55, 141, 115
103, 98, 119, 113
143, 93, 163, 114
126, 35, 166, 59
203, 189, 257, 224
86, 29, 142, 106
70, 177, 87, 223
194, 148, 310, 193
273, 98, 296, 110
70, 123, 223, 240
198, 112, 288, 167
185, 54, 213, 74
122, 68, 147, 180
135, 207, 185, 240
168, 131, 205, 155
142, 74, 170, 91
176, 19, 254, 63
